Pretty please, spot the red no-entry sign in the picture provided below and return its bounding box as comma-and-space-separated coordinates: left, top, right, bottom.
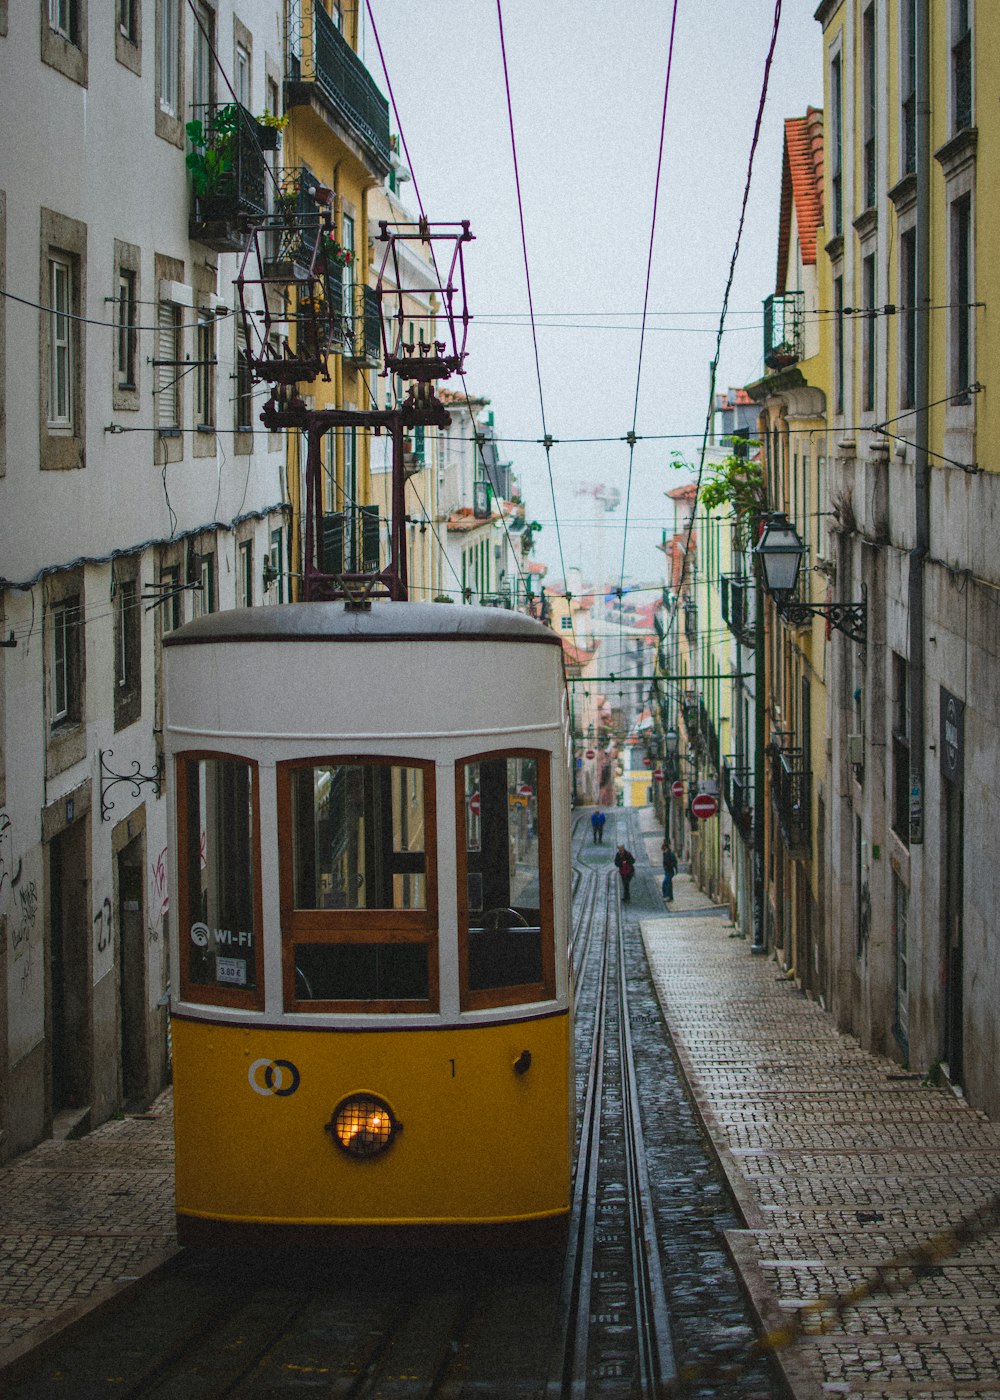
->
469, 791, 481, 816
691, 793, 719, 819
653, 769, 664, 781
585, 749, 596, 759
671, 780, 684, 798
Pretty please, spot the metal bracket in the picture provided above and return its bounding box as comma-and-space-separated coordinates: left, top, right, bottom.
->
99, 749, 162, 822
778, 598, 867, 644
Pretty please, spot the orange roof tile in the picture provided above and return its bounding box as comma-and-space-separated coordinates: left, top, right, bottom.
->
777, 107, 824, 291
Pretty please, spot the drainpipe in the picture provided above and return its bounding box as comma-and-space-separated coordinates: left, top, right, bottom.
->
908, 0, 930, 844
752, 561, 767, 952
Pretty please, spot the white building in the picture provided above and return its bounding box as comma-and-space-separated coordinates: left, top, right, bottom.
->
0, 1, 287, 1157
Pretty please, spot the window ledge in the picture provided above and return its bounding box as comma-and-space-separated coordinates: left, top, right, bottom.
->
935, 126, 977, 180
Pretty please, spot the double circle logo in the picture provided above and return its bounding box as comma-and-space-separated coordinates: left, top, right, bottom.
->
248, 1058, 301, 1097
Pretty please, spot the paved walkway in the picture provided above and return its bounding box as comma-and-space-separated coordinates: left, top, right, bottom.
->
639, 824, 1000, 1397
0, 1091, 177, 1368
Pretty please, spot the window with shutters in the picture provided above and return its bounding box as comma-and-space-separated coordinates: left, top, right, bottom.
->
155, 0, 183, 144
951, 193, 973, 399
155, 301, 181, 432
862, 253, 876, 413
951, 0, 972, 134
830, 50, 843, 238
900, 226, 916, 409
268, 528, 284, 603
50, 598, 80, 725
861, 5, 877, 211
48, 257, 73, 430
117, 270, 137, 391
196, 317, 215, 430
192, 1, 214, 114
900, 0, 916, 176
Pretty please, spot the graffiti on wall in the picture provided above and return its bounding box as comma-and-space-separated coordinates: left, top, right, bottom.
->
0, 808, 23, 900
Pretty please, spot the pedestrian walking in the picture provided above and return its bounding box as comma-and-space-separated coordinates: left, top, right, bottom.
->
614, 843, 636, 903
661, 842, 678, 902
590, 808, 606, 844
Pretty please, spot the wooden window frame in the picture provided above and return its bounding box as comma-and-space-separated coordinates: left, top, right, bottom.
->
277, 756, 439, 1014
455, 748, 555, 1012
175, 751, 264, 1010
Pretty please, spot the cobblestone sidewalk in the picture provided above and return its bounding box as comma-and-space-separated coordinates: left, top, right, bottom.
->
641, 877, 1000, 1400
0, 1089, 177, 1368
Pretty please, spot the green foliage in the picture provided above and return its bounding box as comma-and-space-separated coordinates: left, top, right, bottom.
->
186, 104, 240, 197
670, 449, 765, 548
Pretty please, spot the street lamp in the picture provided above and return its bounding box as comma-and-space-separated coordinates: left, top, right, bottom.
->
756, 512, 867, 643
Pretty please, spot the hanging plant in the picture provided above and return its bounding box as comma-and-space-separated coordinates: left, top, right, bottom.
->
320, 232, 353, 268
185, 103, 240, 197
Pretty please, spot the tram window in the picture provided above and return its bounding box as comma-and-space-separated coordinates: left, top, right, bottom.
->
177, 755, 261, 1006
278, 758, 438, 1012
457, 753, 555, 1006
294, 942, 427, 1001
290, 762, 426, 910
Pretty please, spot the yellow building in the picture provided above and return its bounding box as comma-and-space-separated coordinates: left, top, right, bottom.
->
281, 1, 391, 593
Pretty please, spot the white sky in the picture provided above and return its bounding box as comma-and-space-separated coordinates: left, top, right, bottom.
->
363, 1, 822, 587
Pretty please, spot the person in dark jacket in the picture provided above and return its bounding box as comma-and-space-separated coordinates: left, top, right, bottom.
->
614, 843, 636, 903
661, 842, 678, 901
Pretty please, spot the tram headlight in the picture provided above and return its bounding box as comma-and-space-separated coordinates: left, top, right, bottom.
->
326, 1094, 400, 1159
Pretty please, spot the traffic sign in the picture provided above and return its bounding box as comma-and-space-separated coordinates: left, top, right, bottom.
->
691, 793, 719, 819
517, 783, 533, 798
653, 768, 664, 781
671, 780, 684, 798
643, 756, 653, 768
585, 749, 596, 759
469, 791, 481, 816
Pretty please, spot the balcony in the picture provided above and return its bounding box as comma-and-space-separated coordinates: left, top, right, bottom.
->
343, 282, 381, 366
763, 291, 804, 371
287, 3, 391, 175
770, 743, 811, 855
720, 574, 756, 647
188, 102, 272, 252
320, 505, 381, 577
722, 758, 753, 837
698, 699, 719, 772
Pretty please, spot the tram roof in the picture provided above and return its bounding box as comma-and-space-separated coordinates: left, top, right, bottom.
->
163, 600, 563, 649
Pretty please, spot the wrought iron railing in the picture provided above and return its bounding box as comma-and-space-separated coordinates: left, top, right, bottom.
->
722, 758, 753, 836
309, 3, 391, 168
720, 574, 756, 647
698, 699, 719, 772
763, 291, 804, 371
320, 505, 381, 578
770, 743, 811, 855
343, 282, 381, 365
189, 102, 270, 252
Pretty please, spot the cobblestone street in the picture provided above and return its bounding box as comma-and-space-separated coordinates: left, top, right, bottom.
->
3, 844, 1000, 1398
640, 816, 1000, 1399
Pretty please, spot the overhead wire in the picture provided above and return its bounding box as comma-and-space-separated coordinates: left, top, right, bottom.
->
366, 0, 533, 608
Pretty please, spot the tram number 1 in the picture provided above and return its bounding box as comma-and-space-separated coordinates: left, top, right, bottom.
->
448, 1058, 456, 1078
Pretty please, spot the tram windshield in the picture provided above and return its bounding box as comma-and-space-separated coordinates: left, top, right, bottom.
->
289, 763, 426, 910
459, 753, 553, 1004
280, 759, 437, 1009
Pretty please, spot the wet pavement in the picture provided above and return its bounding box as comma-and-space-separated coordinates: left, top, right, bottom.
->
2, 808, 999, 1398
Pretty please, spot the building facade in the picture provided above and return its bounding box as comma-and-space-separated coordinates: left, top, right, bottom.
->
0, 1, 288, 1157
815, 0, 1000, 1116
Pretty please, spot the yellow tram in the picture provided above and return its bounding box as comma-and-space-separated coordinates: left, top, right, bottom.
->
164, 601, 574, 1245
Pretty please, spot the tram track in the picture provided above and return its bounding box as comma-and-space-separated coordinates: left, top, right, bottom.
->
4, 817, 781, 1400
548, 852, 677, 1398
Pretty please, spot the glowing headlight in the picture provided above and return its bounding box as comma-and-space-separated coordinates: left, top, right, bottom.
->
326, 1094, 399, 1159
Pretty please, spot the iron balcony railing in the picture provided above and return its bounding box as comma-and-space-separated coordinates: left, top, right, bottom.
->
763, 290, 804, 371
770, 743, 811, 855
189, 102, 271, 252
722, 758, 753, 836
320, 505, 381, 578
698, 699, 719, 772
289, 3, 390, 172
343, 282, 381, 365
720, 574, 756, 647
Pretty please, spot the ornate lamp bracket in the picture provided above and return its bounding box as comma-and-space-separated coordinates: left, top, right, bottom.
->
777, 587, 867, 644
99, 749, 162, 822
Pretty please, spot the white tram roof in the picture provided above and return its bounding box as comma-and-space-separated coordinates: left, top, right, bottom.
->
163, 600, 563, 649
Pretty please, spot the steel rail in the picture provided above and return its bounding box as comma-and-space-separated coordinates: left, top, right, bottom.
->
613, 870, 678, 1393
